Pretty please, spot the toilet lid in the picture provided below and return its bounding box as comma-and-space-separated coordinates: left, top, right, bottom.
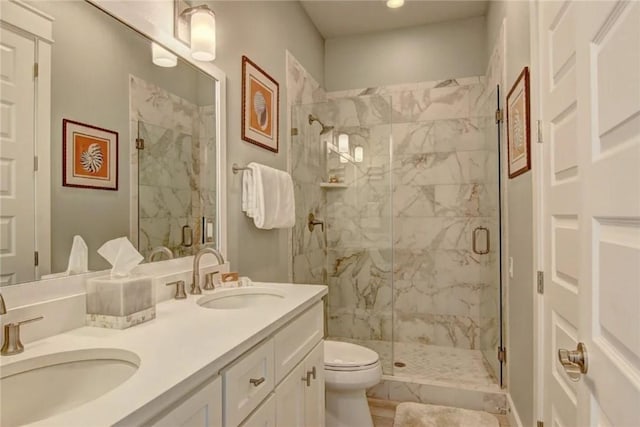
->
324, 340, 379, 369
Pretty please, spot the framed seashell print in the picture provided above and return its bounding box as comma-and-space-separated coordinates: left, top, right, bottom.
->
241, 56, 279, 153
63, 119, 118, 190
506, 67, 531, 178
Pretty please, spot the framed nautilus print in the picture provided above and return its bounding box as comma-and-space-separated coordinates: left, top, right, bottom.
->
63, 119, 118, 190
241, 56, 279, 153
506, 66, 531, 179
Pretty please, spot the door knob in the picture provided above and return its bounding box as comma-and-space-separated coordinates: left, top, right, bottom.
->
558, 342, 588, 382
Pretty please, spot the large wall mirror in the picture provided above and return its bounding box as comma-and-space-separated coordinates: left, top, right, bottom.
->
0, 0, 226, 287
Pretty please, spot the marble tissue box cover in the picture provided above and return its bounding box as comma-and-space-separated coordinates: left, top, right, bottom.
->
86, 275, 155, 329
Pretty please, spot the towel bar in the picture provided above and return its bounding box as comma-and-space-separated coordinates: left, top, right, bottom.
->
232, 163, 251, 174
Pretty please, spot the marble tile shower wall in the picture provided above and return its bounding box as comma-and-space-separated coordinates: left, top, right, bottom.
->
130, 76, 215, 259
325, 77, 499, 350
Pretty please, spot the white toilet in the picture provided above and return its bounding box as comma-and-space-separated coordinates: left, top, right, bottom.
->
324, 340, 382, 427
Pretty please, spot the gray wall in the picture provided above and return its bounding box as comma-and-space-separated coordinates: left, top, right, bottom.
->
486, 2, 534, 426
324, 16, 486, 91
207, 1, 324, 281
33, 1, 212, 274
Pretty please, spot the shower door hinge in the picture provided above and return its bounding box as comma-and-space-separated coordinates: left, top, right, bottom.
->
34, 156, 38, 172
135, 138, 145, 150
495, 108, 503, 124
291, 127, 298, 136
537, 271, 544, 294
33, 62, 39, 79
497, 346, 507, 364
34, 251, 39, 267
537, 120, 544, 143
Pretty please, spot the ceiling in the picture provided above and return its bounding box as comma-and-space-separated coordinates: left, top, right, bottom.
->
300, 0, 489, 39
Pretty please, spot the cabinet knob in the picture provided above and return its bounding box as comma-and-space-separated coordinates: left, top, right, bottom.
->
249, 377, 265, 387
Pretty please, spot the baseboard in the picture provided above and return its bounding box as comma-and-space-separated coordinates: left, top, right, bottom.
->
507, 393, 524, 427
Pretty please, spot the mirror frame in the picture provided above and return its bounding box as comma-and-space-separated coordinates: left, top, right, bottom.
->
1, 0, 227, 292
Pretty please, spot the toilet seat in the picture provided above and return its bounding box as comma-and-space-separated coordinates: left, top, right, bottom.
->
324, 340, 380, 371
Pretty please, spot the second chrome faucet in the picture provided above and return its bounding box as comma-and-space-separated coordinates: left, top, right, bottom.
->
191, 247, 225, 294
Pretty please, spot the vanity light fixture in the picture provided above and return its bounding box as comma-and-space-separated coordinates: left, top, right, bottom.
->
179, 4, 216, 61
354, 145, 364, 163
338, 133, 350, 154
151, 43, 178, 67
386, 0, 404, 8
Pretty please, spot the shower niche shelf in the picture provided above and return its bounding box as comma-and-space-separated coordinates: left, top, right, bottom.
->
319, 183, 348, 189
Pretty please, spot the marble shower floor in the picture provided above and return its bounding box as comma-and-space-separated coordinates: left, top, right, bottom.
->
335, 338, 500, 391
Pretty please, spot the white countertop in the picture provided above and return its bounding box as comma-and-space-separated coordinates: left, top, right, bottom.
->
0, 282, 327, 427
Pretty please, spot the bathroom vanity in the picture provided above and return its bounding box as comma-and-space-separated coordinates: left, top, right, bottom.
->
0, 283, 327, 427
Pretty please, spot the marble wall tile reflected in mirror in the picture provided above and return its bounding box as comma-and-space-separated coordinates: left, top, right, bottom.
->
0, 0, 219, 286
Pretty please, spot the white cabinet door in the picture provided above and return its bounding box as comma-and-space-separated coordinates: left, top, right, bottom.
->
540, 1, 640, 426
275, 360, 306, 427
303, 342, 324, 427
240, 394, 276, 427
151, 377, 222, 427
0, 26, 36, 285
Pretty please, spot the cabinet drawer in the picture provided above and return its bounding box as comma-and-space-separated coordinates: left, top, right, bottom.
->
239, 394, 275, 427
274, 302, 323, 384
223, 338, 274, 427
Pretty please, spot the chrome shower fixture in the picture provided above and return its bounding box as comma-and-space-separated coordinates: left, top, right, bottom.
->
308, 114, 334, 135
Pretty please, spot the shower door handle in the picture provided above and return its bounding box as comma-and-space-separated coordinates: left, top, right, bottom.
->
472, 227, 490, 255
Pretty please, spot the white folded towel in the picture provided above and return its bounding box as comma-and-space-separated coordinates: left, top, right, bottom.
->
241, 162, 295, 229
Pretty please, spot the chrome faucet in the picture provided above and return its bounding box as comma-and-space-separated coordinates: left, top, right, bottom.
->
192, 247, 225, 295
147, 246, 174, 262
0, 293, 44, 356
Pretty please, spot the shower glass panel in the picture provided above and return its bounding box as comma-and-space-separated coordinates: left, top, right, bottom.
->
291, 97, 394, 375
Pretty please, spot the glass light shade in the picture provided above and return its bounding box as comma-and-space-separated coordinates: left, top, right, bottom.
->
151, 43, 177, 67
338, 134, 350, 153
190, 9, 216, 61
386, 0, 404, 8
354, 145, 364, 163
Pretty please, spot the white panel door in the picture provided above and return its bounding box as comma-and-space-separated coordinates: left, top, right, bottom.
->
0, 27, 36, 285
540, 1, 640, 426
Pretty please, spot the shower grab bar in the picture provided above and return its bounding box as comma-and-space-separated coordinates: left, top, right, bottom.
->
472, 226, 490, 255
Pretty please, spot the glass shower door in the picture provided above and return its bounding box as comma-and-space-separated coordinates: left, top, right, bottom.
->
137, 120, 195, 259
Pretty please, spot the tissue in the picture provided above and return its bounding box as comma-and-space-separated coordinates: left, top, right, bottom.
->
97, 237, 144, 278
67, 235, 89, 274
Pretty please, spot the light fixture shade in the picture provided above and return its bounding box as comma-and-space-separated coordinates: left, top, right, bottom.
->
190, 8, 216, 61
354, 145, 364, 163
338, 134, 350, 153
151, 42, 177, 67
386, 0, 404, 8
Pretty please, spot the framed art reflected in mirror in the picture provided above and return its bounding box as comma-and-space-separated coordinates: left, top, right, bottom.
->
63, 119, 118, 191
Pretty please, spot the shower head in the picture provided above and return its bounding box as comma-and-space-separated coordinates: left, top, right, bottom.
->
308, 114, 334, 135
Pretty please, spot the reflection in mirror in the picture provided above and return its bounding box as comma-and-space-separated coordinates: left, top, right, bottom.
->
0, 0, 218, 286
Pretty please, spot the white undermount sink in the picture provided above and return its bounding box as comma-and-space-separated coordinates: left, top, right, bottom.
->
197, 287, 286, 310
0, 348, 140, 427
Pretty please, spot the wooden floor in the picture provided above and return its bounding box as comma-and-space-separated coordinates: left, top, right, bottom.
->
368, 398, 511, 427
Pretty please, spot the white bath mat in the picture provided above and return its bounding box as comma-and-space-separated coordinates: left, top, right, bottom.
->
393, 402, 499, 427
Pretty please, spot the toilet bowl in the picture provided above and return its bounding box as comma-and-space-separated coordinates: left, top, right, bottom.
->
324, 340, 382, 427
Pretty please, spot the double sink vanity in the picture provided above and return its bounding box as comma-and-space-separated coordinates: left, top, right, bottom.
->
0, 276, 327, 427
